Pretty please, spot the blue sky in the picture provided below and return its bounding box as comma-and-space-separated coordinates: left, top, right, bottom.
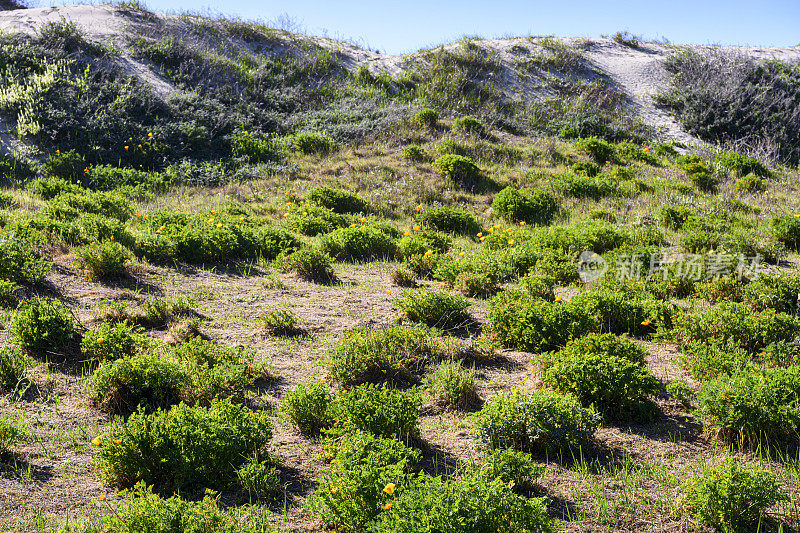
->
46, 0, 800, 53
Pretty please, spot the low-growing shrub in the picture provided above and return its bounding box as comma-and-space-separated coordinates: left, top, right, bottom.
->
0, 414, 26, 456
391, 266, 418, 287
291, 131, 336, 155
571, 161, 600, 177
771, 214, 800, 250
320, 225, 397, 261
0, 347, 28, 392
452, 116, 485, 135
277, 248, 335, 283
420, 206, 480, 236
743, 272, 800, 314
477, 447, 544, 494
486, 292, 598, 352
519, 273, 555, 301
25, 176, 85, 199
99, 399, 273, 493
237, 457, 280, 502
259, 307, 299, 335
616, 141, 659, 164
282, 380, 334, 437
551, 173, 619, 200
679, 339, 751, 381
0, 237, 52, 286
696, 365, 800, 449
401, 145, 426, 162
413, 108, 439, 129
11, 298, 75, 354
307, 186, 369, 214
423, 359, 479, 409
472, 388, 600, 455
454, 271, 498, 298
717, 151, 770, 177
285, 205, 348, 236
432, 154, 482, 190
571, 287, 673, 335
541, 333, 660, 422
492, 186, 558, 225
231, 131, 284, 164
42, 149, 85, 182
673, 301, 800, 353
575, 136, 616, 164
675, 458, 786, 532
396, 229, 451, 258
735, 173, 765, 193
74, 240, 133, 281
394, 289, 471, 330
0, 279, 18, 308
81, 320, 149, 362
327, 384, 422, 441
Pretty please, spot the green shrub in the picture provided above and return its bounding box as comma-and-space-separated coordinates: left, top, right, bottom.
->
396, 229, 451, 258
571, 288, 673, 335
0, 279, 17, 308
676, 458, 786, 532
519, 273, 555, 301
44, 191, 133, 222
401, 145, 426, 162
431, 154, 482, 189
99, 399, 273, 493
486, 292, 598, 352
735, 173, 765, 193
575, 136, 616, 164
285, 205, 348, 236
259, 307, 299, 335
571, 161, 600, 177
277, 248, 335, 283
291, 131, 336, 155
472, 388, 600, 455
136, 296, 197, 329
679, 339, 751, 381
65, 482, 276, 532
320, 225, 397, 261
327, 384, 421, 441
0, 347, 28, 392
0, 237, 52, 285
452, 116, 485, 135
689, 170, 718, 192
307, 186, 369, 214
281, 380, 334, 437
236, 457, 280, 501
74, 240, 133, 281
420, 206, 480, 236
311, 431, 420, 532
658, 205, 691, 230
477, 447, 544, 494
11, 297, 75, 354
541, 333, 660, 422
615, 141, 659, 164
717, 151, 770, 177
492, 187, 558, 225
771, 214, 800, 249
394, 289, 471, 329
423, 359, 478, 409
25, 176, 85, 199
90, 351, 188, 414
0, 413, 26, 456
42, 149, 85, 182
231, 131, 284, 164
413, 108, 439, 129
551, 173, 619, 200
373, 470, 552, 533
454, 271, 498, 298
529, 248, 579, 285
327, 325, 447, 385
81, 320, 149, 362
673, 301, 800, 353
742, 272, 800, 314
696, 365, 800, 449
391, 266, 418, 288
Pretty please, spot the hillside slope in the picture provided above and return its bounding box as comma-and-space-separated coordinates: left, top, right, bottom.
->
1, 4, 799, 155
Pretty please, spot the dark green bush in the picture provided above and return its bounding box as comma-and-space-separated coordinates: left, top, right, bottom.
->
541, 333, 660, 422
11, 297, 75, 354
492, 187, 558, 225
396, 229, 451, 258
44, 191, 133, 222
454, 271, 498, 298
74, 240, 133, 281
285, 205, 349, 236
281, 380, 334, 437
0, 347, 28, 392
0, 236, 51, 285
571, 288, 673, 335
673, 301, 800, 353
42, 149, 85, 182
413, 108, 439, 129
771, 214, 800, 250
423, 359, 478, 409
472, 388, 600, 455
615, 141, 659, 165
574, 136, 615, 164
394, 288, 472, 330
327, 384, 422, 441
401, 145, 427, 162
420, 205, 480, 236
277, 248, 335, 283
696, 365, 800, 449
231, 131, 284, 164
25, 176, 85, 199
307, 186, 370, 214
431, 154, 482, 189
676, 458, 786, 532
81, 320, 149, 362
486, 292, 598, 352
551, 173, 620, 200
291, 131, 336, 155
99, 399, 273, 493
742, 272, 800, 314
477, 447, 544, 494
716, 151, 770, 177
679, 339, 751, 381
452, 116, 485, 135
735, 173, 765, 193
571, 161, 600, 177
320, 225, 398, 261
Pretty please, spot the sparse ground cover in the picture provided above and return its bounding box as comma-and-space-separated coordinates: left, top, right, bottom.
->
0, 5, 800, 533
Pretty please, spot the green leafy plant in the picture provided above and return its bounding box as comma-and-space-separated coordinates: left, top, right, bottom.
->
394, 289, 472, 330
327, 383, 422, 441
431, 154, 482, 190
259, 306, 300, 335
452, 116, 485, 135
277, 248, 335, 283
11, 297, 75, 354
307, 186, 369, 214
472, 388, 600, 455
281, 380, 334, 437
675, 458, 786, 532
574, 136, 615, 164
419, 206, 480, 236
74, 240, 133, 281
236, 457, 280, 501
320, 225, 398, 261
401, 145, 426, 162
0, 347, 28, 392
81, 320, 149, 362
423, 359, 478, 408
413, 108, 439, 129
492, 186, 558, 225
